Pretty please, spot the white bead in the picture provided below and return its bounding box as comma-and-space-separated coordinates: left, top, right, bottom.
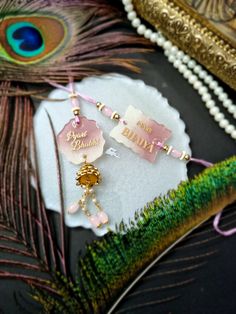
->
198, 70, 207, 79
170, 46, 178, 55
205, 100, 215, 109
125, 4, 133, 12
127, 11, 136, 20
183, 69, 191, 79
144, 29, 152, 39
231, 130, 236, 139
228, 104, 236, 114
137, 24, 146, 35
150, 32, 158, 43
223, 99, 232, 108
168, 55, 175, 63
209, 82, 218, 90
163, 40, 172, 50
173, 59, 181, 68
219, 119, 229, 128
132, 18, 141, 27
214, 86, 223, 95
198, 86, 208, 95
204, 75, 213, 84
178, 64, 187, 73
209, 107, 220, 115
188, 60, 196, 69
218, 93, 228, 102
214, 113, 224, 122
202, 93, 211, 102
177, 51, 184, 59
193, 81, 202, 90
122, 0, 131, 5
193, 65, 202, 74
188, 74, 197, 84
225, 125, 234, 134
157, 37, 164, 46
183, 55, 190, 63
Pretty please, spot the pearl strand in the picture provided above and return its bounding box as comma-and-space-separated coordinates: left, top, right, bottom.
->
122, 0, 236, 140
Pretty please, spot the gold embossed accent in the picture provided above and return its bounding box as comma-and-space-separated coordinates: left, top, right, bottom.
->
133, 0, 236, 90
76, 162, 101, 188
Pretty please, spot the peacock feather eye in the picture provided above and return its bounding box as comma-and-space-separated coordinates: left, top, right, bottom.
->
6, 22, 45, 58
0, 15, 67, 64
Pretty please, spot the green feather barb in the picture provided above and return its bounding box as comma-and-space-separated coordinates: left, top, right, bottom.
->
34, 156, 236, 313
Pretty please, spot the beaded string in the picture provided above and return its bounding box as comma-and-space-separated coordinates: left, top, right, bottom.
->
46, 78, 214, 167
45, 78, 127, 126
122, 0, 236, 141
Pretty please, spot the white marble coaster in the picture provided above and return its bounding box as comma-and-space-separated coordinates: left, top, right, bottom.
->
33, 74, 191, 236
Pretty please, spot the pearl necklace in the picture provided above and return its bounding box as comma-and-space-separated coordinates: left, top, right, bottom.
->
122, 0, 236, 140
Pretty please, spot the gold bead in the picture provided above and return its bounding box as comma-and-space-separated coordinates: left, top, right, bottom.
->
72, 107, 80, 116
184, 154, 190, 161
113, 113, 120, 120
163, 144, 169, 152
96, 102, 102, 108
76, 162, 102, 188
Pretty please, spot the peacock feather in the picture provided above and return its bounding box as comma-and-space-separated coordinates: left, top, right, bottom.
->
0, 0, 151, 83
33, 156, 236, 313
0, 91, 235, 312
0, 1, 235, 313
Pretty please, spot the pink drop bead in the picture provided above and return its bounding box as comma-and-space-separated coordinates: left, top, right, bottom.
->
89, 215, 101, 228
97, 211, 109, 224
67, 202, 79, 214
103, 107, 113, 117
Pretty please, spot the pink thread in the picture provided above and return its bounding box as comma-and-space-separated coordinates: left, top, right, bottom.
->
213, 212, 236, 236
44, 78, 126, 124
190, 157, 213, 168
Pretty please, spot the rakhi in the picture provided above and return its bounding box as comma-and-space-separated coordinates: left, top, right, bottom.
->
46, 79, 235, 235
47, 78, 212, 167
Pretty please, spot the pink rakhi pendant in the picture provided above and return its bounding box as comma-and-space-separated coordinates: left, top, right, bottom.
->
57, 117, 105, 165
110, 106, 172, 163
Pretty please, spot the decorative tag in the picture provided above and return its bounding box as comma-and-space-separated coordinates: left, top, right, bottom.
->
57, 117, 105, 164
110, 106, 172, 163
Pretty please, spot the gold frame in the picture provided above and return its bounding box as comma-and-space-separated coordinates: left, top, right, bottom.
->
133, 0, 236, 90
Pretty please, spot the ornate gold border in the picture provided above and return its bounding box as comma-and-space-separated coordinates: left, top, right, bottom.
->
133, 0, 236, 90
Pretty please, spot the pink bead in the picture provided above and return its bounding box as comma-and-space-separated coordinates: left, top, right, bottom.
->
171, 149, 182, 158
71, 97, 79, 107
75, 116, 80, 124
67, 202, 79, 214
89, 215, 101, 228
97, 211, 109, 224
103, 107, 113, 117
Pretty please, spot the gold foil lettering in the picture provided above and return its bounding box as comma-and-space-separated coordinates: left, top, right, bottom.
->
66, 131, 99, 151
121, 127, 153, 153
137, 120, 152, 134
66, 130, 88, 142
71, 139, 100, 151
